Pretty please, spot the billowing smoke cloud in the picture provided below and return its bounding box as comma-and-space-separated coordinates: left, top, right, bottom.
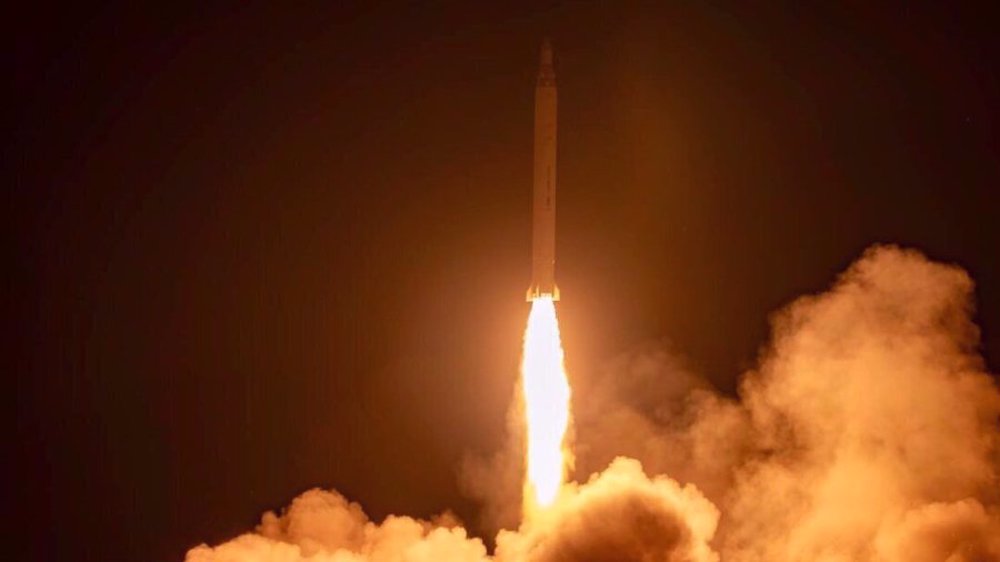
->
720, 245, 1000, 561
186, 489, 489, 562
188, 459, 718, 562
496, 457, 719, 562
572, 245, 1000, 561
572, 343, 749, 505
188, 245, 1000, 561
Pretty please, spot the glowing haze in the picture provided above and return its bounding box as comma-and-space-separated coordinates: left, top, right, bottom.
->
187, 246, 1000, 562
520, 296, 572, 515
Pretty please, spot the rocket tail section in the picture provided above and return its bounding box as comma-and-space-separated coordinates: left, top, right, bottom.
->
526, 285, 560, 302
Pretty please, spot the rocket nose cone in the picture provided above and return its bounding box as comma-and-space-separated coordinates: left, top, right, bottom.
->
540, 39, 553, 66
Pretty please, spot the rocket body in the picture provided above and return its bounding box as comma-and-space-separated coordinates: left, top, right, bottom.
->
527, 40, 559, 301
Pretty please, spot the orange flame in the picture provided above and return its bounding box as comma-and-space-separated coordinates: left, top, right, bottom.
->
521, 296, 572, 518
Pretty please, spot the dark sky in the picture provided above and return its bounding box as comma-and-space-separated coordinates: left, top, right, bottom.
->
13, 2, 999, 560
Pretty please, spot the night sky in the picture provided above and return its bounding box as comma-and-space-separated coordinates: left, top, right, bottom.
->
13, 3, 999, 561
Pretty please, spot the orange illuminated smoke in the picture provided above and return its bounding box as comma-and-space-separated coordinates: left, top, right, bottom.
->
521, 295, 572, 516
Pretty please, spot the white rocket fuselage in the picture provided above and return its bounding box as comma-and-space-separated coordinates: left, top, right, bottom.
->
528, 41, 559, 301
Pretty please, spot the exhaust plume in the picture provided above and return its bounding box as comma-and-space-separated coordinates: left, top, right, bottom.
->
521, 296, 573, 516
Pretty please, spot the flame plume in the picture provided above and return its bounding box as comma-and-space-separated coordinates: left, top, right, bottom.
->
521, 296, 572, 518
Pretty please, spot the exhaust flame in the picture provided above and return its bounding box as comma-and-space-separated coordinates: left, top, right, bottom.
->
520, 296, 572, 516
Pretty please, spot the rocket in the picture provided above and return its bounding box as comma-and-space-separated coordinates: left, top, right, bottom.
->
527, 39, 559, 302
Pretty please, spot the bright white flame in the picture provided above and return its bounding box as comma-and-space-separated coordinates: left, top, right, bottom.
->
521, 295, 572, 516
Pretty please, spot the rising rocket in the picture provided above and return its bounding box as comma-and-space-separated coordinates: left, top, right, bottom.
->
527, 39, 559, 302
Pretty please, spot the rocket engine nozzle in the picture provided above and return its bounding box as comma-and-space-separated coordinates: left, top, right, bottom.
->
526, 285, 561, 302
